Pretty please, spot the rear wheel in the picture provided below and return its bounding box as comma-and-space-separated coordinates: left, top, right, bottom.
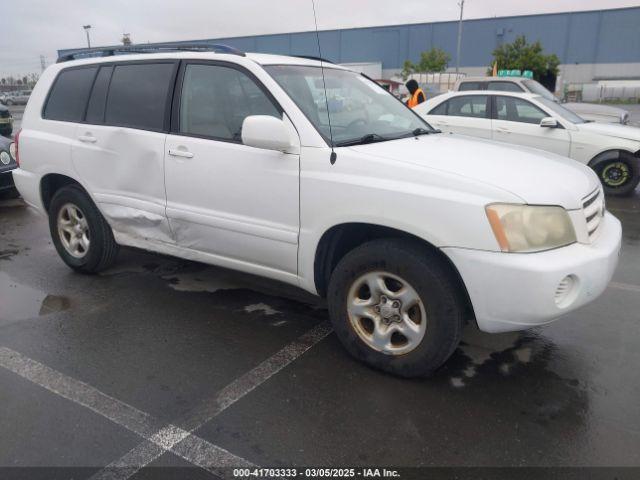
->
49, 185, 118, 273
595, 153, 640, 196
327, 239, 465, 377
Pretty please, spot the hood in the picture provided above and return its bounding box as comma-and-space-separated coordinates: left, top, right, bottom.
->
348, 133, 599, 210
577, 121, 640, 142
564, 102, 627, 116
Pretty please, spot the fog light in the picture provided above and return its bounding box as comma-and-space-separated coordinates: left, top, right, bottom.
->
555, 275, 578, 308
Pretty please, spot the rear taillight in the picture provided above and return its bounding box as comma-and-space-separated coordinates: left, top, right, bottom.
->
10, 128, 20, 167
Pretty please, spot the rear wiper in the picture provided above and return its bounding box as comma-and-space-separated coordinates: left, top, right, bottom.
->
335, 133, 387, 147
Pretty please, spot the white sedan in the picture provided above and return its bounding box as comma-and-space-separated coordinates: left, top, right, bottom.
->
415, 91, 640, 196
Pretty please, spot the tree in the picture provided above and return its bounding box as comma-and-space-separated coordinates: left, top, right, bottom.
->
401, 47, 451, 80
121, 33, 132, 45
489, 35, 559, 81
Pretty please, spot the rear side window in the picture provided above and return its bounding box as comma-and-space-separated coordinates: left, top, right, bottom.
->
495, 96, 547, 124
446, 95, 489, 118
43, 67, 97, 122
85, 66, 113, 124
487, 81, 523, 93
105, 63, 175, 131
429, 101, 448, 115
458, 82, 484, 91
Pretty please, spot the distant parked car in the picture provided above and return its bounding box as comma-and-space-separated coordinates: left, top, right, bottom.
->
4, 90, 32, 106
417, 90, 640, 195
0, 135, 18, 198
454, 77, 630, 125
0, 104, 13, 137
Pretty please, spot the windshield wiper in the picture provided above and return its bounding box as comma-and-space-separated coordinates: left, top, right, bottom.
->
412, 127, 440, 136
335, 133, 387, 147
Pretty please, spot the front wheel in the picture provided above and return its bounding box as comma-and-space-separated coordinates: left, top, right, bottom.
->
327, 239, 465, 378
595, 153, 640, 196
49, 185, 119, 273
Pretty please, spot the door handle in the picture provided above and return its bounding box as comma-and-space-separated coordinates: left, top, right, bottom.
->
168, 148, 194, 159
496, 127, 511, 134
78, 134, 96, 143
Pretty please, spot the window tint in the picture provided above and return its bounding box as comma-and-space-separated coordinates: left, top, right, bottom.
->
458, 82, 484, 91
429, 101, 448, 115
44, 67, 97, 121
446, 95, 488, 118
179, 64, 280, 141
487, 81, 524, 92
105, 63, 175, 131
495, 96, 548, 124
85, 66, 113, 124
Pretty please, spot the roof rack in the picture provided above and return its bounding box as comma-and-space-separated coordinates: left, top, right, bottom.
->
292, 55, 334, 64
57, 43, 245, 63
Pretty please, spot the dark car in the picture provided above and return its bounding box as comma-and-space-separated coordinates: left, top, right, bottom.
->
0, 104, 13, 137
0, 135, 19, 198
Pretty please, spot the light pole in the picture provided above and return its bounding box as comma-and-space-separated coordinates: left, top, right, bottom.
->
455, 0, 465, 76
83, 25, 92, 48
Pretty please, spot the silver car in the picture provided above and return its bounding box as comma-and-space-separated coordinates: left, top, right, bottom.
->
454, 77, 629, 124
4, 90, 31, 106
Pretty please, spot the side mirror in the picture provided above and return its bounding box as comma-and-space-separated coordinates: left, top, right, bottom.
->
241, 115, 293, 152
540, 117, 558, 128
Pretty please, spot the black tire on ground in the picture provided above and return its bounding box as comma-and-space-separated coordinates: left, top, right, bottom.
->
327, 238, 465, 378
594, 152, 640, 197
48, 184, 119, 273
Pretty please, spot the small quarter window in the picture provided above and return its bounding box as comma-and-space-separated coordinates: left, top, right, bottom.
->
44, 67, 98, 122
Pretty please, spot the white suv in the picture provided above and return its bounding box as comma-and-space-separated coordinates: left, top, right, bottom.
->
13, 46, 622, 377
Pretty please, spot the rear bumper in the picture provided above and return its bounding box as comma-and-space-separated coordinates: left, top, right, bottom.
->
11, 168, 43, 211
443, 212, 622, 333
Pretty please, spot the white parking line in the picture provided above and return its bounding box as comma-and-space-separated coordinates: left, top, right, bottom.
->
0, 320, 332, 479
95, 320, 332, 479
610, 281, 640, 294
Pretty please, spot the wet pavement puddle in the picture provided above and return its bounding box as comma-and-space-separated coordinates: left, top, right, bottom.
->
0, 271, 71, 321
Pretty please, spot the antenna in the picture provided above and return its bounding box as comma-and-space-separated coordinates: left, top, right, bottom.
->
311, 0, 337, 165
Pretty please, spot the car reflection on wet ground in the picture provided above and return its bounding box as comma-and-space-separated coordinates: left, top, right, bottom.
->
0, 191, 639, 476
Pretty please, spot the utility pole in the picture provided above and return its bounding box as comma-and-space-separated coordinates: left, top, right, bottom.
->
40, 55, 46, 72
83, 25, 92, 48
455, 0, 465, 75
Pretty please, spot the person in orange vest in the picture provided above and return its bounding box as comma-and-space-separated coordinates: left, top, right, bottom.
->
405, 79, 425, 108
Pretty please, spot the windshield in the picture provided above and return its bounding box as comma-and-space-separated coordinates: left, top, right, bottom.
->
522, 79, 557, 102
265, 65, 434, 146
537, 97, 586, 124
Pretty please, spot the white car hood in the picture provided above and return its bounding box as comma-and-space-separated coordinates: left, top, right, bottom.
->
564, 102, 627, 117
349, 133, 599, 210
577, 121, 640, 142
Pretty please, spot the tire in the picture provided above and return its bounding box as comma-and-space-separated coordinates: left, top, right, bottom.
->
5, 100, 13, 106
48, 184, 119, 273
594, 153, 640, 197
327, 238, 465, 378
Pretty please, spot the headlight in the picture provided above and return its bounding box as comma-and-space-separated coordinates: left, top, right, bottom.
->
485, 204, 576, 253
0, 151, 10, 165
9, 142, 16, 159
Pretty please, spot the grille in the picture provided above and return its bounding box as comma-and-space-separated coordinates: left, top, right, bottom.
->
555, 275, 576, 307
582, 187, 605, 242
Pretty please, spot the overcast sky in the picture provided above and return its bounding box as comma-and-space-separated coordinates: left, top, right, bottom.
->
1, 0, 637, 78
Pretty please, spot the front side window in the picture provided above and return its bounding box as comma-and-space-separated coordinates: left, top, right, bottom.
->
446, 95, 489, 119
44, 67, 97, 122
265, 65, 433, 146
179, 64, 280, 141
495, 96, 548, 124
487, 81, 523, 93
105, 63, 175, 131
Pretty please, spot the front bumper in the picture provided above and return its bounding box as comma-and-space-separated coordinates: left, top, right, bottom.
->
0, 170, 16, 192
443, 212, 622, 333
